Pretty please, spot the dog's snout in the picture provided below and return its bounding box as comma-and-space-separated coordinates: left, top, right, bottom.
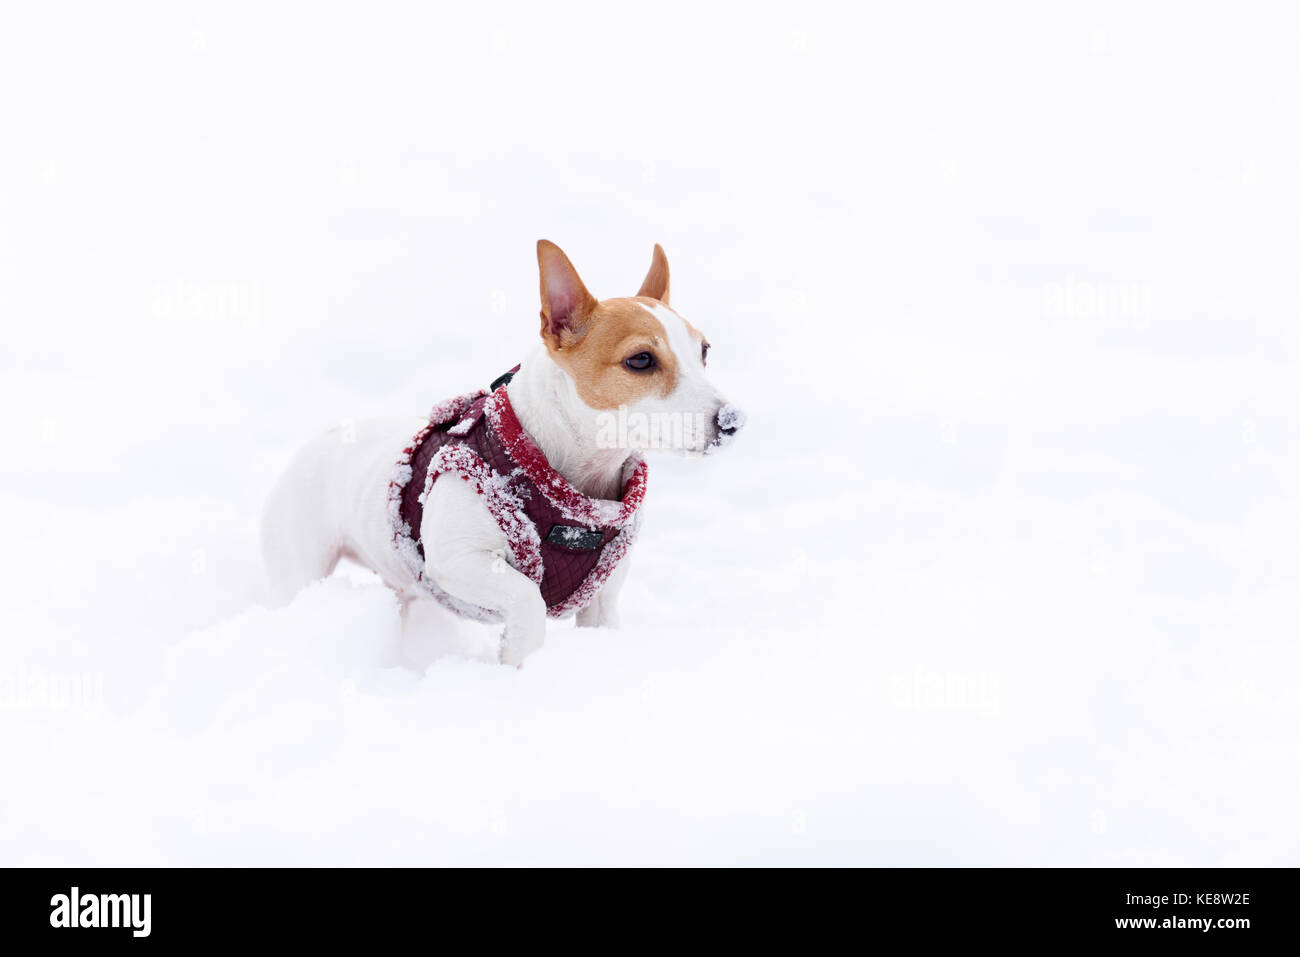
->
716, 404, 746, 436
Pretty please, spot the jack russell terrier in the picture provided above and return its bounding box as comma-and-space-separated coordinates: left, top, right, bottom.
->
262, 241, 744, 666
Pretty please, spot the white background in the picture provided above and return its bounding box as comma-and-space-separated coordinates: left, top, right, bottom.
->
1, 1, 1297, 864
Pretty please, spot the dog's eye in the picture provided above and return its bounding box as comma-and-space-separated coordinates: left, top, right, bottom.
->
624, 352, 655, 372
701, 342, 710, 365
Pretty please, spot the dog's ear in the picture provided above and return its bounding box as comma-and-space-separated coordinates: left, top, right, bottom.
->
636, 243, 671, 304
538, 240, 598, 347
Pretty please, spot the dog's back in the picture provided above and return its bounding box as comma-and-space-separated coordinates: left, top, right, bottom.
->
260, 417, 424, 605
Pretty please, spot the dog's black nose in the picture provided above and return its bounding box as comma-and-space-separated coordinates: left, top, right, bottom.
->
716, 404, 746, 436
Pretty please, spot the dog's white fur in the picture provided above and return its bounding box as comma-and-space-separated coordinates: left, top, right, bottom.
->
261, 243, 736, 666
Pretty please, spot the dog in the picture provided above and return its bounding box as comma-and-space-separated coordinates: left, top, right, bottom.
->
261, 240, 743, 666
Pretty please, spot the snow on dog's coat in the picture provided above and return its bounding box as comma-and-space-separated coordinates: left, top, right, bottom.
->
386, 381, 647, 621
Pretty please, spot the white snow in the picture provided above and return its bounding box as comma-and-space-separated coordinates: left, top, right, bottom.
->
1, 2, 1298, 865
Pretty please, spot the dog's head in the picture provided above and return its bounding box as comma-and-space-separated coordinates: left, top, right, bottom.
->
536, 240, 744, 455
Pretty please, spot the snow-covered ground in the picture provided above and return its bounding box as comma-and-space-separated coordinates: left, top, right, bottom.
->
2, 2, 1298, 865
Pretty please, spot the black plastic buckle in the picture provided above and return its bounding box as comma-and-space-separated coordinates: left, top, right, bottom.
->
545, 525, 605, 550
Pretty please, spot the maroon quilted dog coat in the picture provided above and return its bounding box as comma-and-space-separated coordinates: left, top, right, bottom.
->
387, 373, 648, 622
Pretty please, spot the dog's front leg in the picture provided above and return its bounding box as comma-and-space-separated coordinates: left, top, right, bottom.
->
427, 549, 546, 667
575, 553, 630, 629
422, 479, 547, 666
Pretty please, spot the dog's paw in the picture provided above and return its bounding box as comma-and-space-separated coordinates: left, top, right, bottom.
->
499, 627, 543, 669
576, 607, 620, 629
498, 643, 534, 669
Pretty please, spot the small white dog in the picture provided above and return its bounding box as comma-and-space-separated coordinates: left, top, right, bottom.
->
262, 241, 743, 666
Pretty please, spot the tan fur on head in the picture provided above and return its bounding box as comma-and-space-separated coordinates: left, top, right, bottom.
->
537, 242, 703, 411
